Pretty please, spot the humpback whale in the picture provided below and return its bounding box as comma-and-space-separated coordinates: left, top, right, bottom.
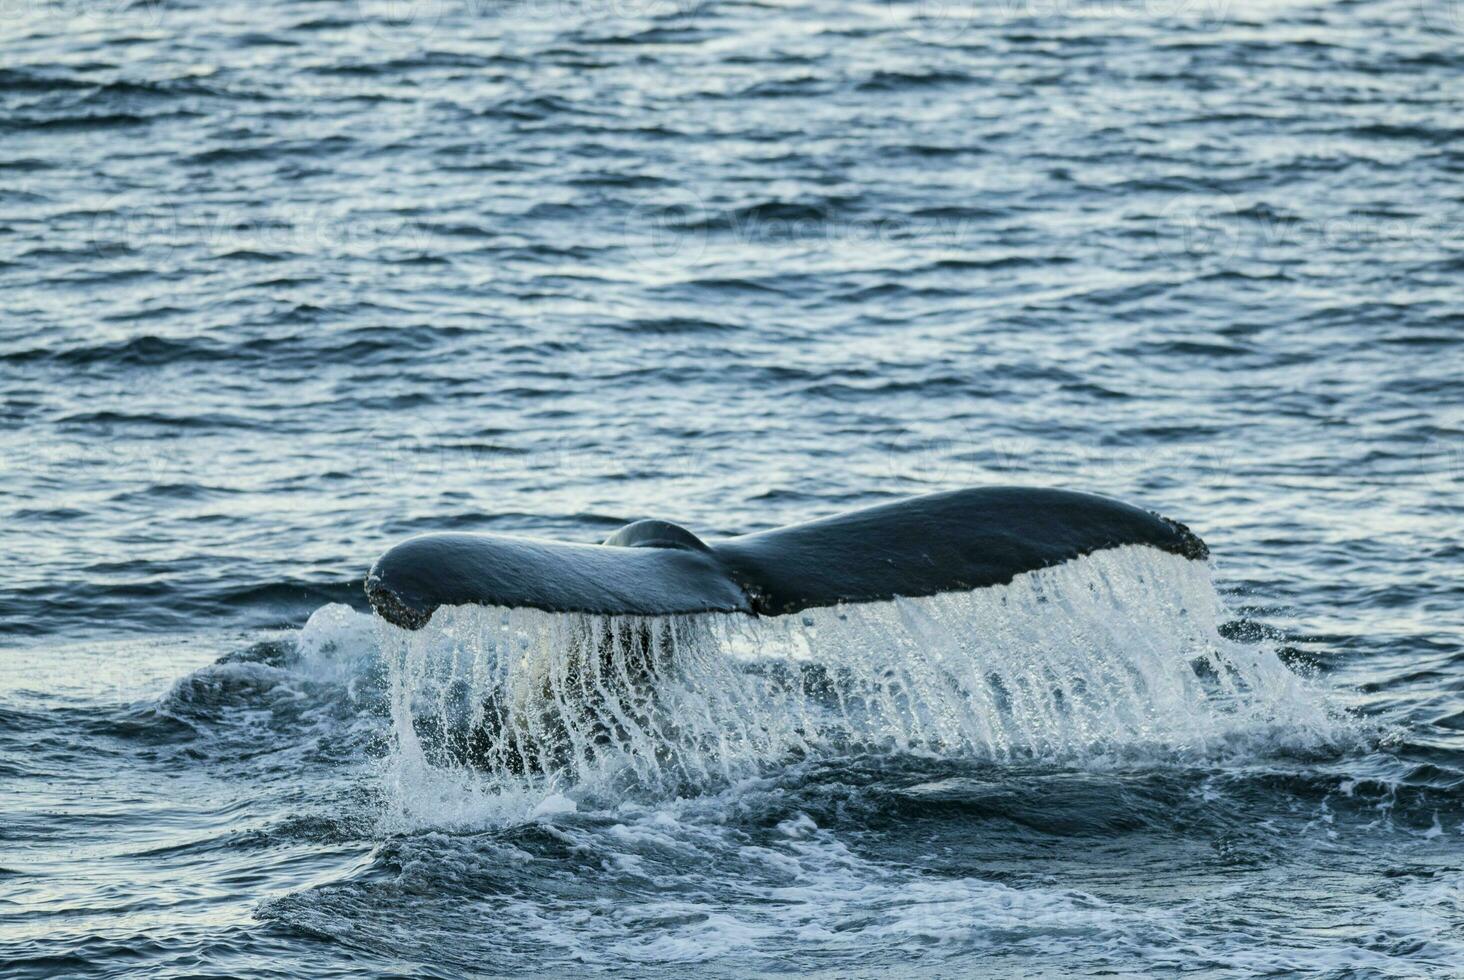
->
365, 487, 1208, 630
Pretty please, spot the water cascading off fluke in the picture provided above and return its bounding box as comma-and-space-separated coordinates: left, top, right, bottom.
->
365, 489, 1338, 818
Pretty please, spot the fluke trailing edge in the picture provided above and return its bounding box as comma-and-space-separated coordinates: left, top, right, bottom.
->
364, 487, 1209, 630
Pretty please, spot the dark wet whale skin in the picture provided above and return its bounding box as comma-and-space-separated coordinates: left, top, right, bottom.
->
366, 487, 1209, 628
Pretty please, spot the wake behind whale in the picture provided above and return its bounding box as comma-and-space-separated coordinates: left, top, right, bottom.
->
359, 490, 1344, 826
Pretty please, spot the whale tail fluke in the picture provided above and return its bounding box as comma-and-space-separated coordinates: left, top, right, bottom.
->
366, 487, 1208, 630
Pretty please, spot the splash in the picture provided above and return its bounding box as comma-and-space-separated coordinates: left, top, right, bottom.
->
373, 546, 1346, 825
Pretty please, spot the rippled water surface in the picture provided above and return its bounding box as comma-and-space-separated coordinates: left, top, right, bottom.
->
3, 0, 1463, 975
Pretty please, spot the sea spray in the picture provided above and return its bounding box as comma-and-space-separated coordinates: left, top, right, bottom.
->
374, 546, 1345, 825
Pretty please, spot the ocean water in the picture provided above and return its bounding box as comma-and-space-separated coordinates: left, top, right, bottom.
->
3, 0, 1463, 975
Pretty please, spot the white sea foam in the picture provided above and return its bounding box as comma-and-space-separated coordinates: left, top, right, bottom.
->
359, 546, 1350, 828
296, 601, 382, 686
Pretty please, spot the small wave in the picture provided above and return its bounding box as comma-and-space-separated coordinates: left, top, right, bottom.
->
721, 198, 864, 226
143, 607, 384, 760
609, 316, 741, 335
3, 334, 234, 368
0, 112, 159, 133
259, 807, 1173, 970
856, 69, 976, 91
0, 576, 365, 639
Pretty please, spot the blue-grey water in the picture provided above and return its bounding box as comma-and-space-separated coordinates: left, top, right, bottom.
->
3, 0, 1463, 976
